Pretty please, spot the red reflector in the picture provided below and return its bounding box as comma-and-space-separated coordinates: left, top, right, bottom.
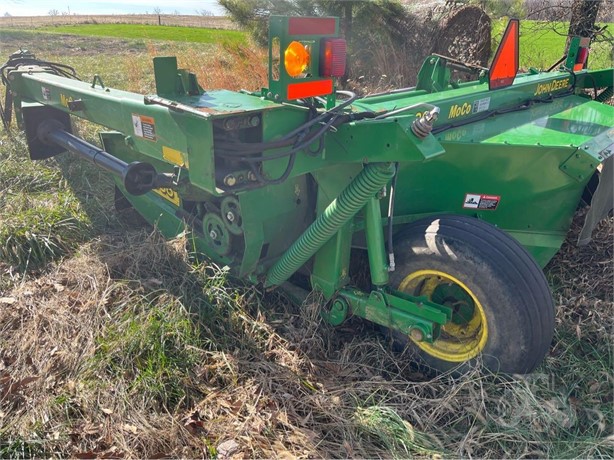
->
320, 38, 346, 77
288, 17, 336, 36
287, 79, 333, 99
574, 47, 589, 71
489, 19, 519, 90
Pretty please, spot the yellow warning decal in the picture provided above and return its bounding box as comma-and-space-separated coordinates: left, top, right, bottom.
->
162, 146, 189, 169
153, 188, 180, 206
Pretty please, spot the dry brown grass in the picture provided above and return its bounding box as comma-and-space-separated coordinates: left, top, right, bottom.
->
1, 212, 612, 458
176, 42, 269, 92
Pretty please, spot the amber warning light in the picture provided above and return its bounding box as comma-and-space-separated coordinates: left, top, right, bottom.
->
285, 41, 310, 78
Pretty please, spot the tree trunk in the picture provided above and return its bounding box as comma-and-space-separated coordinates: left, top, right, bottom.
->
567, 0, 602, 39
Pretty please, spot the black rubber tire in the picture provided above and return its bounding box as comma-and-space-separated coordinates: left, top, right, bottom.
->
389, 215, 555, 374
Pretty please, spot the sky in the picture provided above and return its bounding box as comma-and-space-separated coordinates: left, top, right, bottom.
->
3, 0, 226, 16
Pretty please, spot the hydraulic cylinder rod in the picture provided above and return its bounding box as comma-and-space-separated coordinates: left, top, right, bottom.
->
38, 120, 174, 195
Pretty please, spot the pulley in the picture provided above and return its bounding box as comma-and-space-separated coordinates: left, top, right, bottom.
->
220, 196, 243, 235
202, 213, 232, 256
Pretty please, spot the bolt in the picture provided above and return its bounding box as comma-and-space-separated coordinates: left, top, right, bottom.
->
209, 230, 218, 240
267, 92, 273, 99
250, 116, 260, 127
409, 328, 424, 342
247, 171, 257, 181
226, 211, 235, 222
224, 175, 237, 187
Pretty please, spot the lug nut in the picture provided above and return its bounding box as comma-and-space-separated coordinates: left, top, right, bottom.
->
226, 211, 235, 222
209, 230, 218, 240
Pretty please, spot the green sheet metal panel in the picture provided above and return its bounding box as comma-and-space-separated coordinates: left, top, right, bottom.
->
390, 95, 614, 266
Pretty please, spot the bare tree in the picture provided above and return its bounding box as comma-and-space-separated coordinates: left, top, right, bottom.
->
524, 0, 572, 20
567, 0, 602, 38
48, 9, 59, 16
525, 0, 611, 22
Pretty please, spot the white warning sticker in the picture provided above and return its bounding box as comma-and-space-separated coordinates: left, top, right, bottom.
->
463, 193, 500, 210
132, 113, 156, 141
472, 97, 490, 114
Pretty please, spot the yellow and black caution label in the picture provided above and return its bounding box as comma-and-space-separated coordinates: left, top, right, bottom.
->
153, 188, 180, 206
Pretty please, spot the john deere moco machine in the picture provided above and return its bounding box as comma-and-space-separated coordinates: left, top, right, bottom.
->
2, 17, 613, 373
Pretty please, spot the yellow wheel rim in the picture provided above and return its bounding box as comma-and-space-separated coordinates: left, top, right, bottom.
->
399, 270, 488, 362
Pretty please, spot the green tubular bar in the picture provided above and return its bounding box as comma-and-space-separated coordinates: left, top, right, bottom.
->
265, 162, 395, 287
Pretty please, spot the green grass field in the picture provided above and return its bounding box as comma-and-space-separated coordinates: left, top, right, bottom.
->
492, 19, 614, 69
39, 23, 246, 45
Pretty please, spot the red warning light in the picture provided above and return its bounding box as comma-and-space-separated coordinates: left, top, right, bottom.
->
574, 46, 589, 71
489, 19, 519, 90
320, 38, 346, 78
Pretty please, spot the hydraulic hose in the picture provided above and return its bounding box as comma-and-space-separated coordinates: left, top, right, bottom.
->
265, 162, 395, 287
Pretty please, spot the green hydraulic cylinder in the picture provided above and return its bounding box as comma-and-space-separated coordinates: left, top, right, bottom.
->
364, 195, 389, 286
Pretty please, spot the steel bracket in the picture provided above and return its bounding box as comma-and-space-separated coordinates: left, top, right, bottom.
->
560, 127, 614, 181
338, 288, 453, 343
